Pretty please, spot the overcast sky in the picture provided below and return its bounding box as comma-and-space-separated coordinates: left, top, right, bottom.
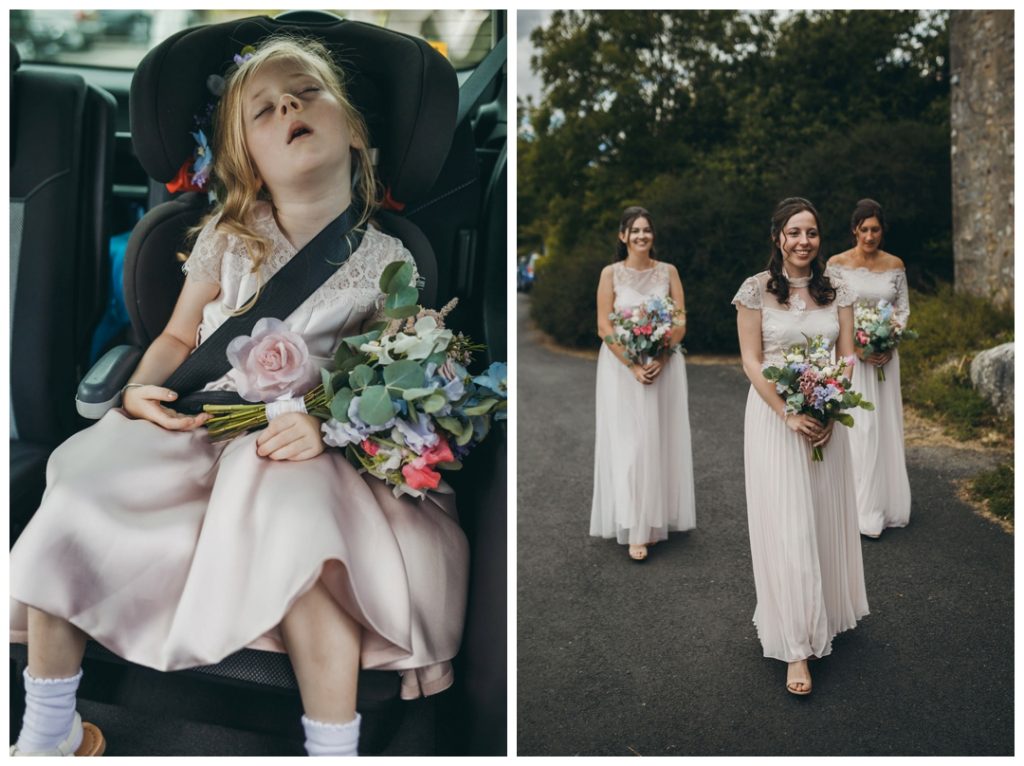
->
517, 10, 552, 105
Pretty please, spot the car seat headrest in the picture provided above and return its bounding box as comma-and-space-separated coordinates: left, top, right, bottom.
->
11, 42, 21, 73
130, 15, 457, 205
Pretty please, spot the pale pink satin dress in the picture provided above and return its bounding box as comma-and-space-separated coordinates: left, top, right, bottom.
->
10, 202, 469, 699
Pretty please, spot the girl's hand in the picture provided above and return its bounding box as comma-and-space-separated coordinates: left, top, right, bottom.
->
256, 412, 325, 461
631, 362, 653, 384
643, 358, 664, 381
123, 385, 211, 431
867, 350, 892, 367
785, 412, 824, 442
812, 419, 835, 448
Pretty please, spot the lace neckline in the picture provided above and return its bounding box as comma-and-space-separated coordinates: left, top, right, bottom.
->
784, 269, 811, 287
620, 260, 659, 273
830, 263, 903, 275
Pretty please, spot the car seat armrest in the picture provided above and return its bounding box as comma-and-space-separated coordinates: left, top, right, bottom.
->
76, 345, 144, 419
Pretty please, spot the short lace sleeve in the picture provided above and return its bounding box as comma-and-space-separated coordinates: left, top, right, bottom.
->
181, 213, 227, 285
832, 274, 855, 307
732, 276, 762, 310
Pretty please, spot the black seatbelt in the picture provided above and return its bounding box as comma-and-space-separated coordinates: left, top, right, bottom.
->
163, 202, 364, 414
456, 35, 507, 127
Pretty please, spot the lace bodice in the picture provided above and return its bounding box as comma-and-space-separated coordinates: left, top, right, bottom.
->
611, 261, 671, 311
825, 263, 909, 326
181, 201, 417, 394
732, 271, 854, 365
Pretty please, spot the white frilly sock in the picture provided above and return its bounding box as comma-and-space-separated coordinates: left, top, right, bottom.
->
16, 668, 83, 754
302, 713, 361, 756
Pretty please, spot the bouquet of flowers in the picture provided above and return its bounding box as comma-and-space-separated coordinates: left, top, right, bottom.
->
603, 296, 686, 366
202, 260, 507, 498
761, 334, 874, 461
854, 299, 918, 381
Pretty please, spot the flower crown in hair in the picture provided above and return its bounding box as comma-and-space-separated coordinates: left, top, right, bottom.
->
166, 45, 257, 194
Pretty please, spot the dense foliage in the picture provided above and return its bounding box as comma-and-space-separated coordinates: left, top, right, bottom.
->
520, 10, 951, 352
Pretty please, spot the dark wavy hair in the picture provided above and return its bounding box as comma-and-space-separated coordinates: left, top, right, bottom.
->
766, 197, 836, 307
850, 198, 886, 244
615, 206, 656, 261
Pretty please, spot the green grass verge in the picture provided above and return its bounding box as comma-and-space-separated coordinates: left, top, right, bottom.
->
900, 285, 1013, 442
969, 463, 1014, 522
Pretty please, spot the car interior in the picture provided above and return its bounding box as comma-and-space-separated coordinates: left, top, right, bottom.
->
9, 9, 506, 756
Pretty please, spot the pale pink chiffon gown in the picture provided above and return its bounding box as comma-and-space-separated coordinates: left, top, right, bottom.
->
590, 261, 696, 545
825, 263, 912, 537
10, 202, 469, 699
732, 271, 868, 662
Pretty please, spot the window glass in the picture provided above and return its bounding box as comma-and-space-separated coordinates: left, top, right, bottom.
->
10, 9, 494, 70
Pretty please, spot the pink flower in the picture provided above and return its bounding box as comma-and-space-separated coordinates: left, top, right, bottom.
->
402, 461, 441, 490
361, 439, 379, 456
226, 317, 316, 402
855, 329, 870, 345
421, 440, 454, 467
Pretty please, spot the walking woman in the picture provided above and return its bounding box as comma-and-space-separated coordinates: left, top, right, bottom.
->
826, 199, 912, 537
732, 197, 868, 695
590, 206, 696, 561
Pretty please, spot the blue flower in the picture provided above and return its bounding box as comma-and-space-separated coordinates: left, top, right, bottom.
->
190, 130, 213, 188
393, 412, 440, 454
473, 362, 507, 398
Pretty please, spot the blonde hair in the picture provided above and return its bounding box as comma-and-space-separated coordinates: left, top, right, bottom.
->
189, 35, 380, 309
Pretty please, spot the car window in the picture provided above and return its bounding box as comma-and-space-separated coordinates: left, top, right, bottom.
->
10, 9, 496, 70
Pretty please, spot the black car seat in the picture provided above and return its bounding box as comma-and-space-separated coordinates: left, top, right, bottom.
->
30, 14, 477, 755
8, 43, 117, 541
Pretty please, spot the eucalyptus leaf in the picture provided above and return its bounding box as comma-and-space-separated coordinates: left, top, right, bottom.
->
464, 398, 499, 416
436, 460, 462, 471
383, 359, 425, 390
436, 416, 464, 435
349, 364, 375, 390
331, 389, 354, 422
422, 392, 448, 414
384, 301, 420, 320
358, 385, 396, 425
402, 386, 437, 401
455, 422, 474, 446
320, 368, 334, 401
343, 330, 381, 350
382, 261, 415, 294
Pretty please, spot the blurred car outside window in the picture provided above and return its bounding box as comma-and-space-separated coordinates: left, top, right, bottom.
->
10, 9, 496, 71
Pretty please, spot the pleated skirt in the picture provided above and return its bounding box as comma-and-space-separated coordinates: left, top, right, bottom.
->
847, 350, 912, 536
743, 387, 869, 662
590, 346, 696, 545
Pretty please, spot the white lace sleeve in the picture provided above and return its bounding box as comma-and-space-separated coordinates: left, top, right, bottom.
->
832, 274, 855, 308
732, 276, 762, 310
893, 270, 910, 326
181, 213, 226, 285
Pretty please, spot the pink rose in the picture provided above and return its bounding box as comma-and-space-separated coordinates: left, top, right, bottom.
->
226, 317, 316, 402
361, 438, 380, 456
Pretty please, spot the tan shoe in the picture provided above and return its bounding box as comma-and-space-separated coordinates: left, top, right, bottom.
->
10, 713, 106, 756
628, 544, 648, 561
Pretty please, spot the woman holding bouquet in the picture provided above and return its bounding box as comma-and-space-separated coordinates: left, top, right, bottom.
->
10, 38, 467, 756
733, 197, 868, 695
590, 206, 696, 562
826, 199, 912, 537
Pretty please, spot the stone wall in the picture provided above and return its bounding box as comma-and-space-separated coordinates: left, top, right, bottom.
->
950, 10, 1014, 309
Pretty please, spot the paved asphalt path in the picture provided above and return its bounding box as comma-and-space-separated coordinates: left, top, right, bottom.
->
516, 294, 1013, 756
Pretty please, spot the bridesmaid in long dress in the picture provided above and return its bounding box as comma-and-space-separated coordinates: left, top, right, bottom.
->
733, 197, 868, 695
826, 199, 912, 537
590, 206, 696, 561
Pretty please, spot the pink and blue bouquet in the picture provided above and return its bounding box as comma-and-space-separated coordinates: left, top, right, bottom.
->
202, 260, 507, 498
762, 334, 874, 461
854, 299, 918, 381
604, 296, 685, 366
